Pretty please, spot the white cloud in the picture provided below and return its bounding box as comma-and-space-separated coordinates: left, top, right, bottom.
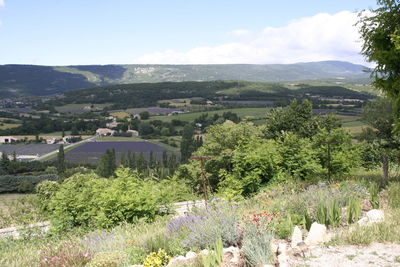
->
0, 0, 4, 7
135, 11, 366, 65
227, 29, 252, 37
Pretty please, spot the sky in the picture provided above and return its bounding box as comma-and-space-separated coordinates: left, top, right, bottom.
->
0, 0, 377, 66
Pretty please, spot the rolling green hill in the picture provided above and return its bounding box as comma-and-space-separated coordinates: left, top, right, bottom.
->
51, 80, 373, 110
0, 61, 371, 97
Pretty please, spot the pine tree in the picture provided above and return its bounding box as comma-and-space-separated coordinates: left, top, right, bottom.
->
57, 145, 66, 174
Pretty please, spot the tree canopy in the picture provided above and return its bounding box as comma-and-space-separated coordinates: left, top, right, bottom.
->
358, 0, 400, 115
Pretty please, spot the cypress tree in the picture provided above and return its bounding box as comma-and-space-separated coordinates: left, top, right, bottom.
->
168, 153, 177, 175
0, 152, 10, 175
96, 150, 110, 177
180, 124, 195, 163
162, 150, 168, 167
57, 145, 66, 174
129, 151, 137, 169
149, 151, 156, 169
120, 152, 127, 167
136, 152, 147, 172
108, 148, 116, 176
96, 149, 116, 178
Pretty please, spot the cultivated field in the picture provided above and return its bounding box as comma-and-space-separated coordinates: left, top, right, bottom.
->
55, 103, 111, 113
150, 107, 271, 123
0, 144, 59, 156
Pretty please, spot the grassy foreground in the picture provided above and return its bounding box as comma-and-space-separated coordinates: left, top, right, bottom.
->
1, 169, 400, 267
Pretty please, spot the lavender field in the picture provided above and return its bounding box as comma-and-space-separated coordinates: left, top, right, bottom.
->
65, 141, 174, 164
0, 144, 59, 156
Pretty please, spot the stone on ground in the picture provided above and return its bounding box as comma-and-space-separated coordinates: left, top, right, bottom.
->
305, 222, 327, 246
291, 225, 303, 248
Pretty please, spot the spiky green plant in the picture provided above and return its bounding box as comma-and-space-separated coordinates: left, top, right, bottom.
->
316, 200, 328, 225
347, 197, 361, 224
201, 236, 223, 267
328, 199, 341, 227
369, 182, 380, 209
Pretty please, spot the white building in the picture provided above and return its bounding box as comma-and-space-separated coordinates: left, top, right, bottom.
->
127, 130, 139, 136
106, 120, 120, 129
0, 136, 18, 144
96, 128, 116, 136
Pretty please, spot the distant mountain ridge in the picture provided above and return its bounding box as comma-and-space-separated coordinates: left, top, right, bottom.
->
0, 61, 370, 97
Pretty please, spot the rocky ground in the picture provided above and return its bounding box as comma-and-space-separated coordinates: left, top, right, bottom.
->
292, 243, 400, 267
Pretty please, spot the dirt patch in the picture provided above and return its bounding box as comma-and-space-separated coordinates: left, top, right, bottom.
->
293, 243, 400, 267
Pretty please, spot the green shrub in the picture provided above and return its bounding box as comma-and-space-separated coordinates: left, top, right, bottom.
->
18, 180, 35, 193
388, 182, 400, 209
175, 200, 241, 250
44, 167, 190, 231
0, 174, 58, 193
144, 233, 185, 257
272, 215, 294, 239
36, 180, 60, 213
241, 216, 274, 266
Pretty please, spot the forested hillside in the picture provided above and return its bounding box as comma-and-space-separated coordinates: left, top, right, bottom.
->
0, 61, 370, 97
51, 80, 373, 110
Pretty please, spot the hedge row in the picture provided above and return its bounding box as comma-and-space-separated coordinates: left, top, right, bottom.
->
0, 174, 58, 193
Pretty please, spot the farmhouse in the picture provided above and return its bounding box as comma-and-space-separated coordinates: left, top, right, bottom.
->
96, 128, 116, 136
127, 129, 139, 136
106, 120, 120, 129
0, 136, 18, 144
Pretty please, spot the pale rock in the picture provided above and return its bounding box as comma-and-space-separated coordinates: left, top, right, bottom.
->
357, 216, 368, 226
277, 242, 288, 255
263, 265, 275, 267
185, 251, 197, 259
223, 246, 241, 264
305, 222, 327, 245
270, 240, 278, 254
200, 249, 209, 255
278, 253, 290, 264
357, 209, 384, 226
366, 209, 384, 223
167, 255, 191, 267
291, 226, 303, 248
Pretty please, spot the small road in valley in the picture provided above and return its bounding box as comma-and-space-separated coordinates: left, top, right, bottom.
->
33, 135, 97, 161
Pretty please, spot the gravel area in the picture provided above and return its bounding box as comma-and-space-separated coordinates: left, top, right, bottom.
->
294, 243, 400, 267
